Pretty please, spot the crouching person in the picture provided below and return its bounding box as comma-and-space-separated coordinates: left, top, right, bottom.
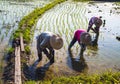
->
37, 31, 63, 64
87, 16, 102, 45
68, 29, 92, 56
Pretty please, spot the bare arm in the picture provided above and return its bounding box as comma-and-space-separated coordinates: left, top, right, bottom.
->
87, 22, 93, 32
91, 28, 97, 33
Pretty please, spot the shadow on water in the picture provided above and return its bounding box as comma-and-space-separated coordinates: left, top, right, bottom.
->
35, 62, 51, 80
67, 50, 88, 72
28, 60, 51, 80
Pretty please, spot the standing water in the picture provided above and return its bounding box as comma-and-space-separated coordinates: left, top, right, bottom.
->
0, 0, 120, 81
30, 1, 120, 80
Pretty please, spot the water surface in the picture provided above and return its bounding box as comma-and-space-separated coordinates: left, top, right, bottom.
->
0, 0, 120, 80
30, 1, 120, 78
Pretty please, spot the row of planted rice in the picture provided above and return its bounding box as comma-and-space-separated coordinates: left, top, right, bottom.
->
34, 1, 88, 49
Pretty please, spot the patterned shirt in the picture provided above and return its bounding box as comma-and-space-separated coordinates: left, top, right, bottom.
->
87, 17, 102, 32
89, 16, 102, 29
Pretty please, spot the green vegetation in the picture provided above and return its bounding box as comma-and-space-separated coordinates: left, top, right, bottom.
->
25, 45, 30, 54
7, 47, 15, 54
25, 71, 120, 84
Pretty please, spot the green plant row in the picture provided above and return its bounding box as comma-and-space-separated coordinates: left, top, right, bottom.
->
25, 71, 120, 84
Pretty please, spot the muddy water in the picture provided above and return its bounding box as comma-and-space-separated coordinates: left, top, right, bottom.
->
85, 2, 120, 73
30, 1, 120, 80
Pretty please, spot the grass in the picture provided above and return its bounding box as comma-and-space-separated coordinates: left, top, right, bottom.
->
24, 71, 120, 84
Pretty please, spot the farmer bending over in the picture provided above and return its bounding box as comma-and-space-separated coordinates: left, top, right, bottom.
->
37, 31, 63, 64
68, 29, 91, 56
87, 16, 102, 45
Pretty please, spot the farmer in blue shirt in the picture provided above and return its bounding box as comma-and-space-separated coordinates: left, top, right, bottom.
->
37, 32, 63, 64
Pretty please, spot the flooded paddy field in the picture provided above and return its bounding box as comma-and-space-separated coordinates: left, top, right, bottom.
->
0, 0, 120, 81
30, 1, 120, 80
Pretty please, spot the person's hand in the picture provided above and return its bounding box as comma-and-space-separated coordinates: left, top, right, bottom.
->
91, 40, 98, 46
91, 28, 97, 33
81, 44, 86, 51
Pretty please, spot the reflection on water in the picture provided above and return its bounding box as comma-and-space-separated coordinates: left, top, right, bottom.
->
28, 60, 51, 80
35, 62, 51, 80
67, 50, 88, 73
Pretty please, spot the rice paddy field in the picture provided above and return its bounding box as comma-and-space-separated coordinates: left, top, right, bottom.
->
29, 1, 120, 80
0, 0, 120, 81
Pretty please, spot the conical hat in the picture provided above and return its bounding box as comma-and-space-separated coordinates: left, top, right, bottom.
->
80, 32, 91, 45
50, 35, 63, 50
95, 18, 102, 27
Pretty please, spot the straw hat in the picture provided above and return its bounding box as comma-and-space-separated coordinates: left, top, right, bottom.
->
95, 18, 102, 27
50, 34, 63, 50
80, 32, 91, 45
